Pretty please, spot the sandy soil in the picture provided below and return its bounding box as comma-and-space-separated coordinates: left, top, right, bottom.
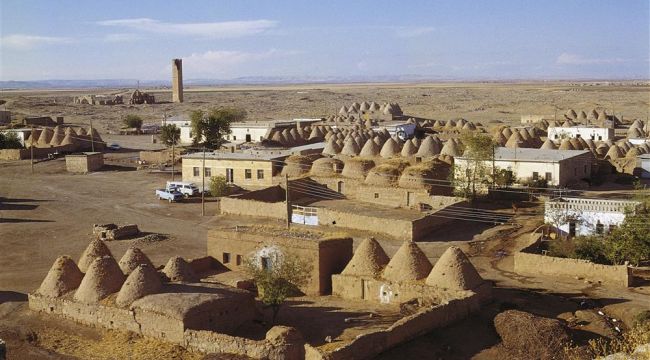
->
2, 82, 648, 135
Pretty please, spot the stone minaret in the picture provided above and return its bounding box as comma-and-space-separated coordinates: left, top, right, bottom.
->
172, 58, 183, 103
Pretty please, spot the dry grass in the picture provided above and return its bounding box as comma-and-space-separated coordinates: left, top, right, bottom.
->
564, 323, 650, 359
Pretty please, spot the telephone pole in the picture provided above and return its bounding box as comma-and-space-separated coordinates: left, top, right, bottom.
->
30, 126, 35, 175
201, 147, 206, 216
89, 119, 95, 152
285, 174, 291, 230
171, 141, 175, 181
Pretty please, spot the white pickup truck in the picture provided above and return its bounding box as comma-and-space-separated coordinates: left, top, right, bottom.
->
155, 188, 183, 202
166, 181, 200, 198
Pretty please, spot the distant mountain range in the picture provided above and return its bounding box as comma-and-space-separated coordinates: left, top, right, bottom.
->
1, 75, 647, 90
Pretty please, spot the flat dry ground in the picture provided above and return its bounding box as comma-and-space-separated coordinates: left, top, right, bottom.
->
2, 82, 648, 134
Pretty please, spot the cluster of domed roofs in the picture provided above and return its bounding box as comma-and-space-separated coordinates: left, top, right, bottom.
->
338, 101, 403, 117
24, 125, 103, 151
341, 238, 486, 292
36, 239, 199, 308
627, 119, 649, 139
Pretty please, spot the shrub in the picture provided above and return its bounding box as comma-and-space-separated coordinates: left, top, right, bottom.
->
123, 115, 143, 129
208, 175, 229, 197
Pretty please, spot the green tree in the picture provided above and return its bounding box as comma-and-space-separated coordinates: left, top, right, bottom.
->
451, 132, 496, 200
244, 248, 312, 324
0, 132, 23, 149
208, 175, 229, 197
159, 124, 180, 147
123, 114, 143, 129
493, 168, 516, 188
602, 210, 650, 266
189, 107, 245, 149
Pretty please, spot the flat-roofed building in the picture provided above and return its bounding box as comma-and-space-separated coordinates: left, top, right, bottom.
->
181, 151, 285, 190
548, 126, 614, 142
545, 197, 640, 237
454, 147, 594, 187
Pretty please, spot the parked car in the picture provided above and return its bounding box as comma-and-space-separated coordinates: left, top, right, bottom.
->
155, 188, 183, 202
166, 181, 200, 197
108, 143, 121, 151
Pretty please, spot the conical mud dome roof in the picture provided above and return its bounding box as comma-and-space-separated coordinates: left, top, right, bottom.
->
118, 247, 154, 275
380, 137, 401, 158
425, 246, 484, 290
416, 136, 441, 157
341, 238, 389, 278
359, 138, 380, 157
115, 264, 162, 307
37, 128, 53, 146
382, 241, 432, 282
163, 256, 197, 282
540, 139, 557, 150
440, 140, 462, 157
37, 255, 84, 297
400, 139, 417, 157
322, 137, 342, 156
78, 239, 113, 273
74, 256, 125, 303
341, 139, 360, 156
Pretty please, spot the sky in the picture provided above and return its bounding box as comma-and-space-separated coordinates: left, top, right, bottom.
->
1, 0, 649, 81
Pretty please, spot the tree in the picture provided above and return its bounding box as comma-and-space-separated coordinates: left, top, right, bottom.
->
189, 107, 245, 149
159, 124, 180, 147
0, 132, 23, 149
451, 132, 496, 200
601, 210, 650, 266
122, 114, 143, 129
208, 175, 229, 197
493, 168, 516, 188
244, 248, 312, 324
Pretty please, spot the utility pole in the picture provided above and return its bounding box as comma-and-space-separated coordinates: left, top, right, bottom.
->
491, 144, 496, 189
171, 141, 175, 181
201, 147, 206, 216
89, 119, 95, 152
285, 174, 291, 230
30, 126, 34, 175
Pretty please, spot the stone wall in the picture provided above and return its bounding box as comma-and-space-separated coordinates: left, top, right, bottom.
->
0, 147, 52, 160
30, 293, 300, 359
514, 238, 632, 287
139, 149, 182, 164
305, 294, 482, 360
65, 152, 104, 173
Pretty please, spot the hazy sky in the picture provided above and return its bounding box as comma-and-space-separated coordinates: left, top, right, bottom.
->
1, 0, 648, 81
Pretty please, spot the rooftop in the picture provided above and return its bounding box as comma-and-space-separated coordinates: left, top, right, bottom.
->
182, 151, 284, 161
477, 147, 591, 162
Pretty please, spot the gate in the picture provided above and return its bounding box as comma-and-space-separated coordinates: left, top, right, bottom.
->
291, 205, 318, 225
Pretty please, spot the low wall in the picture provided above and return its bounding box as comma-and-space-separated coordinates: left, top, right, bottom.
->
220, 197, 286, 220
29, 293, 298, 359
514, 239, 632, 287
0, 147, 52, 160
305, 294, 482, 360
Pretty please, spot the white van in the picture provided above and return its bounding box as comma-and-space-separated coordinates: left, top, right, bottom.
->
166, 181, 200, 197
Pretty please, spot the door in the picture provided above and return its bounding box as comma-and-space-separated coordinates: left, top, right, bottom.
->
569, 222, 576, 237
226, 168, 234, 183
245, 134, 251, 142
406, 192, 413, 207
361, 279, 367, 300
337, 181, 344, 194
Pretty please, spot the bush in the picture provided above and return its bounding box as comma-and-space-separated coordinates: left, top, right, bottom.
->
573, 236, 609, 264
123, 115, 143, 129
0, 132, 23, 149
633, 310, 650, 327
548, 239, 576, 258
208, 175, 229, 197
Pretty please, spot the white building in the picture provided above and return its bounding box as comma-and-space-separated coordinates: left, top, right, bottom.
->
454, 147, 594, 187
164, 117, 194, 145
0, 128, 31, 146
638, 154, 650, 178
226, 119, 322, 144
547, 126, 614, 142
545, 197, 640, 237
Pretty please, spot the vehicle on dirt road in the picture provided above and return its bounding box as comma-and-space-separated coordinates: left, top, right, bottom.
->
155, 188, 183, 202
166, 181, 200, 198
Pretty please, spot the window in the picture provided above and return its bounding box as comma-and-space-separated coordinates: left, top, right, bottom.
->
374, 193, 379, 199
233, 136, 237, 141
222, 252, 231, 264
226, 168, 234, 183
576, 134, 581, 138
236, 255, 242, 266
532, 172, 539, 180
598, 135, 602, 140
245, 169, 252, 179
596, 222, 604, 234
257, 169, 264, 179
204, 167, 211, 177
591, 135, 595, 140
545, 172, 552, 181
193, 167, 200, 176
